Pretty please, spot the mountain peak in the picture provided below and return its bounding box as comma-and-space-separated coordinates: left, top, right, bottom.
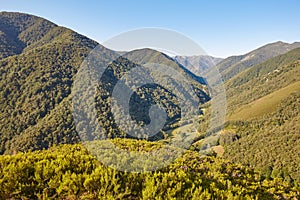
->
272, 41, 286, 44
0, 12, 99, 59
0, 11, 58, 59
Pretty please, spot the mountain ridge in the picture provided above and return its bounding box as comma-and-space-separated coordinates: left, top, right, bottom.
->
0, 12, 209, 154
217, 41, 300, 81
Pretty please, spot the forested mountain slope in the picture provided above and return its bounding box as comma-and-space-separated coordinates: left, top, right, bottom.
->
1, 11, 300, 199
226, 47, 300, 114
220, 48, 300, 182
0, 12, 209, 154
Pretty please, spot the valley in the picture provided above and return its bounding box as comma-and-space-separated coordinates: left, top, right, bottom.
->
0, 11, 300, 199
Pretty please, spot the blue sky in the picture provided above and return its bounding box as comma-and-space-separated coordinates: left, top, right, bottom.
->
1, 0, 300, 57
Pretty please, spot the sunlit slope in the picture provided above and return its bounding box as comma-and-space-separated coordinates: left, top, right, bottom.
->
228, 81, 300, 121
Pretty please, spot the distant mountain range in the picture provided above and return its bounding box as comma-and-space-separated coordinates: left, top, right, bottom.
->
174, 41, 300, 81
174, 55, 223, 75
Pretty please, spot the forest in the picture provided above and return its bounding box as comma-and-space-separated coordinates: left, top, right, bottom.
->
1, 11, 300, 200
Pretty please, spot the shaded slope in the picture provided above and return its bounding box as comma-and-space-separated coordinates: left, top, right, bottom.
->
74, 48, 210, 142
0, 11, 57, 59
0, 12, 209, 153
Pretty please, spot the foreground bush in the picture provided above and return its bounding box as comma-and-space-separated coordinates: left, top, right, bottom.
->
0, 140, 299, 199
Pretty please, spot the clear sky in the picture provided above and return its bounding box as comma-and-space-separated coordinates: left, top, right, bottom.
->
1, 0, 300, 58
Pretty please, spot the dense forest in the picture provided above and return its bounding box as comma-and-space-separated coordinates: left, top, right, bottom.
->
0, 12, 209, 154
223, 93, 300, 181
1, 11, 300, 199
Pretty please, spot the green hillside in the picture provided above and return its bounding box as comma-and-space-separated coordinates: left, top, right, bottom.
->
0, 12, 54, 59
0, 12, 209, 154
226, 48, 300, 114
0, 13, 98, 153
223, 93, 300, 182
220, 48, 300, 182
172, 48, 300, 183
228, 81, 300, 121
1, 11, 300, 199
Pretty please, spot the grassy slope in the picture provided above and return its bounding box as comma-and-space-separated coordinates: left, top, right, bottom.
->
219, 48, 300, 181
224, 93, 300, 181
228, 81, 300, 121
226, 49, 300, 114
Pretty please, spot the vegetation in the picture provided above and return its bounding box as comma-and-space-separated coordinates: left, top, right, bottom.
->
226, 48, 300, 114
0, 141, 299, 199
228, 80, 300, 120
1, 11, 300, 199
223, 93, 300, 183
0, 12, 209, 154
220, 48, 300, 183
190, 47, 300, 186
